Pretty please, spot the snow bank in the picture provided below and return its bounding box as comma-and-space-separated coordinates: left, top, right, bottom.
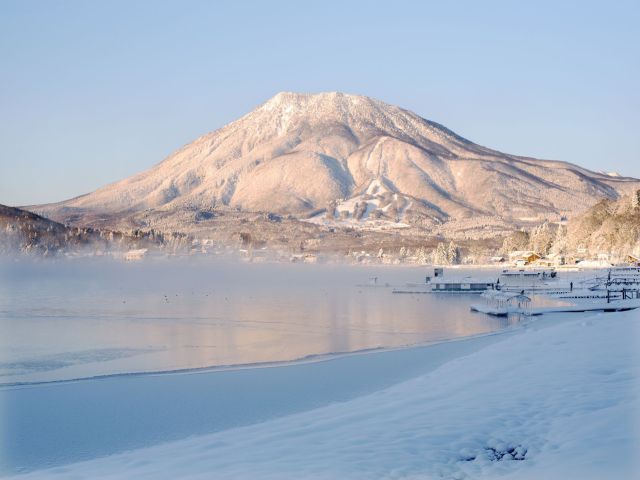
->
10, 311, 640, 479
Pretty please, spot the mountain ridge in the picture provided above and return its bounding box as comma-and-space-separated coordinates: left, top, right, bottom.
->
31, 91, 640, 231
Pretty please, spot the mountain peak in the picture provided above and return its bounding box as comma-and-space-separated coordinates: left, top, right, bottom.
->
258, 92, 398, 115
259, 91, 383, 114
34, 92, 640, 229
266, 90, 362, 104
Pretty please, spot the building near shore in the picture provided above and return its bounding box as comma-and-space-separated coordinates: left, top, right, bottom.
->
124, 248, 148, 261
626, 254, 640, 266
508, 251, 541, 266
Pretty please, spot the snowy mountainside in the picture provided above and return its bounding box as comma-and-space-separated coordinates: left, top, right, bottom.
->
564, 189, 640, 256
33, 92, 640, 232
305, 178, 413, 231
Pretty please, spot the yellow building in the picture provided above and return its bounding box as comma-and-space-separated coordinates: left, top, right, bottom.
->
509, 251, 541, 266
625, 254, 640, 266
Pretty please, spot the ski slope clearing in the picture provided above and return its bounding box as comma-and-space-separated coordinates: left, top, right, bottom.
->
9, 310, 639, 480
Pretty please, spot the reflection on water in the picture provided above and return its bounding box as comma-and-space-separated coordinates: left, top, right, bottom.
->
0, 260, 516, 384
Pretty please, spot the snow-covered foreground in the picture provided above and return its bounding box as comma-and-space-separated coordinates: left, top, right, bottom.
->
9, 310, 640, 479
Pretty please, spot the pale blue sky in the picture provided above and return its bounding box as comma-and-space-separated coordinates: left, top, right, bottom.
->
1, 0, 639, 206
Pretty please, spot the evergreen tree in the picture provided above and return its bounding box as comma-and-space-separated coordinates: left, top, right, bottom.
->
416, 247, 429, 264
432, 242, 448, 265
446, 241, 460, 264
500, 230, 530, 254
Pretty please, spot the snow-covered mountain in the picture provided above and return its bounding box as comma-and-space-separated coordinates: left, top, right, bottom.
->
35, 92, 640, 229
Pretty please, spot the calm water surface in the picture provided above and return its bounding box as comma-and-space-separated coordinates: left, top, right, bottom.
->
0, 259, 514, 385
0, 259, 522, 474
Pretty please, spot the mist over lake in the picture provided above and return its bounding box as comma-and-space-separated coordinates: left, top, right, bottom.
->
0, 259, 515, 385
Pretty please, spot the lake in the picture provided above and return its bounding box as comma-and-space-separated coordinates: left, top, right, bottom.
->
0, 259, 524, 474
0, 259, 514, 385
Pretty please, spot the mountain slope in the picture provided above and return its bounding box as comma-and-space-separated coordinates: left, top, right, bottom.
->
0, 205, 183, 256
1, 204, 70, 255
565, 189, 640, 257
34, 92, 640, 228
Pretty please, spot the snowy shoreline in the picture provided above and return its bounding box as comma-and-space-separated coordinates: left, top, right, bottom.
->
1, 319, 522, 476
4, 309, 639, 479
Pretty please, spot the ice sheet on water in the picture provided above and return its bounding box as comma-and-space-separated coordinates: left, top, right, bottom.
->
0, 348, 156, 378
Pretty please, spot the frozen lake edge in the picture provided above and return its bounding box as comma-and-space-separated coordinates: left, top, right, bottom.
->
3, 309, 639, 479
1, 316, 531, 476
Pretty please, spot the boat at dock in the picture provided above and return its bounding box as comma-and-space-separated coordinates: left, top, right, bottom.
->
393, 267, 640, 316
493, 268, 576, 294
392, 268, 494, 294
394, 267, 563, 295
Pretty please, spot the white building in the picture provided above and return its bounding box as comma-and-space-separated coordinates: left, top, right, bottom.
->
124, 248, 148, 261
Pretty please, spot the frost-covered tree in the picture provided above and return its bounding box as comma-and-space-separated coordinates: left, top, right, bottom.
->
529, 222, 554, 255
446, 241, 460, 265
416, 247, 429, 264
432, 242, 449, 265
500, 230, 530, 254
550, 224, 568, 255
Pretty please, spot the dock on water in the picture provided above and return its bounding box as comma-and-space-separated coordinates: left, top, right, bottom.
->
470, 299, 640, 317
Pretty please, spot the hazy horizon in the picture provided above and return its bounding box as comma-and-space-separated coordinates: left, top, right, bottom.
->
1, 0, 639, 206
